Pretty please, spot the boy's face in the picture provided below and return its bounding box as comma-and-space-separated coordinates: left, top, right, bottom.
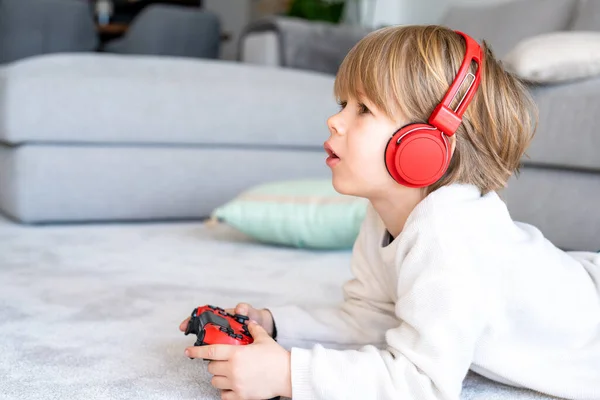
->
325, 95, 407, 198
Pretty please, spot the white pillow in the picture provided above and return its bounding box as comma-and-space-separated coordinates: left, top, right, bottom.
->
503, 31, 600, 83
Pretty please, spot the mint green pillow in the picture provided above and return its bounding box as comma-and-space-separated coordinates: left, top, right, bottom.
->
211, 179, 368, 249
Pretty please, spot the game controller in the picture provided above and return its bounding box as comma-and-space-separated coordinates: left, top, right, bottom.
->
184, 305, 253, 346
184, 305, 281, 400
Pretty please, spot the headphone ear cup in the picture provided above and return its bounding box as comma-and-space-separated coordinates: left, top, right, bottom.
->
385, 124, 450, 188
385, 126, 411, 185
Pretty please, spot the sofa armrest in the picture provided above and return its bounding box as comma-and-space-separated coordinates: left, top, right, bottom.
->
238, 16, 371, 75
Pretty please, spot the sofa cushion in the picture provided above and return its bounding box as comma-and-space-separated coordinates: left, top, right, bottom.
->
502, 166, 600, 252
503, 31, 600, 83
441, 0, 577, 58
212, 179, 368, 249
0, 53, 337, 148
0, 144, 330, 223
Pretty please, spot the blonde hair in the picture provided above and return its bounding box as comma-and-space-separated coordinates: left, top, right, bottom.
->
334, 25, 538, 194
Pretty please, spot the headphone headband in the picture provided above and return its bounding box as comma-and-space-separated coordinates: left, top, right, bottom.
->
428, 31, 483, 136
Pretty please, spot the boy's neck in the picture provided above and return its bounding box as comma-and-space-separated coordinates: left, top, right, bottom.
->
369, 187, 427, 239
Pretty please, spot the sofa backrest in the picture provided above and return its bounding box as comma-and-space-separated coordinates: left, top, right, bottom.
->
570, 0, 600, 31
441, 0, 578, 58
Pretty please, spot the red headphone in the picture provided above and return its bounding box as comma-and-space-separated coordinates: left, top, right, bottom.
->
384, 31, 483, 188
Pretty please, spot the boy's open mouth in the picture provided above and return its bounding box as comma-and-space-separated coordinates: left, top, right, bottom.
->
324, 143, 339, 159
324, 142, 341, 168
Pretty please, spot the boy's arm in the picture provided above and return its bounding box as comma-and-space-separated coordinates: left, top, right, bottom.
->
287, 236, 491, 400
266, 205, 399, 350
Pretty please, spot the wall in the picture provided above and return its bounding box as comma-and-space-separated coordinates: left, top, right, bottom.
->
204, 0, 253, 60
363, 0, 448, 27
204, 0, 290, 61
363, 0, 519, 27
451, 0, 516, 3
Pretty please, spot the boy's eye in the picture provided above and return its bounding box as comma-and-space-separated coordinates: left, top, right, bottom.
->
358, 103, 371, 114
337, 100, 347, 110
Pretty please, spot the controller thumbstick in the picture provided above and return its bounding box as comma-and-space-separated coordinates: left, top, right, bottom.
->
234, 314, 249, 324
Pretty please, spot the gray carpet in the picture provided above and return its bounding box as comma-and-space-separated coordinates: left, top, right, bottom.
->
0, 215, 560, 399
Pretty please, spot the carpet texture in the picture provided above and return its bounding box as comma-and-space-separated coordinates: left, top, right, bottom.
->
0, 216, 560, 399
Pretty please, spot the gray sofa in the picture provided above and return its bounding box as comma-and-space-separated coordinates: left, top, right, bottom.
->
239, 0, 600, 252
0, 53, 336, 223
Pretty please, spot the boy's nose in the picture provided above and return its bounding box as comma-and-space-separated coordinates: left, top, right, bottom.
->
327, 114, 345, 136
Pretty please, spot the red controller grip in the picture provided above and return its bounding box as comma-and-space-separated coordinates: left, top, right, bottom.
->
185, 305, 253, 346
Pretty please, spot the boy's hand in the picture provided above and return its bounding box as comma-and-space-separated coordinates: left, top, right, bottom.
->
178, 303, 275, 337
185, 321, 292, 400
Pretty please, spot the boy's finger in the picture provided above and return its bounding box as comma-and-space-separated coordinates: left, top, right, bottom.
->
235, 303, 250, 315
210, 375, 232, 390
221, 390, 241, 400
185, 344, 234, 361
247, 320, 271, 341
179, 317, 190, 332
207, 360, 229, 376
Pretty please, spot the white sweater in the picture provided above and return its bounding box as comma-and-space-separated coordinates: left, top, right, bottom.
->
267, 183, 600, 400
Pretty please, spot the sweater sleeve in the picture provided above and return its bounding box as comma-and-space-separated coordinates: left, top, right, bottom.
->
266, 205, 399, 350
288, 231, 492, 400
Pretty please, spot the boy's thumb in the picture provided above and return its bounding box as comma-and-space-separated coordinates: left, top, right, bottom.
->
247, 320, 269, 341
236, 303, 249, 315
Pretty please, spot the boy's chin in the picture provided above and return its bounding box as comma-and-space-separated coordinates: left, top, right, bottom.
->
332, 174, 401, 199
331, 176, 363, 197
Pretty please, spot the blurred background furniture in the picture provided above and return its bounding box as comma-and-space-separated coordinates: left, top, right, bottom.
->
0, 0, 98, 64
103, 4, 221, 58
0, 0, 222, 63
96, 0, 203, 25
239, 0, 577, 73
93, 0, 217, 44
